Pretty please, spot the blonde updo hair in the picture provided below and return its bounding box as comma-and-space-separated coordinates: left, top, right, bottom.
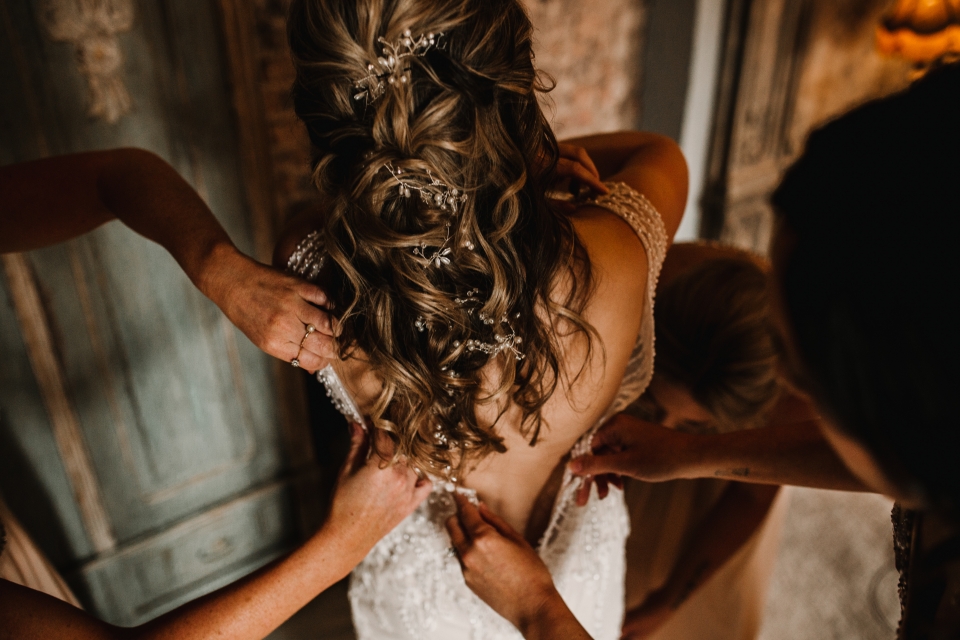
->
653, 258, 782, 431
288, 0, 594, 477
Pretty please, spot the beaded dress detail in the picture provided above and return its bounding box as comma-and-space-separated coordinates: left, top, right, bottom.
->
287, 183, 667, 639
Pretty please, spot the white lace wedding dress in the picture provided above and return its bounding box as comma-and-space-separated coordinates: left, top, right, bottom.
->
288, 182, 667, 640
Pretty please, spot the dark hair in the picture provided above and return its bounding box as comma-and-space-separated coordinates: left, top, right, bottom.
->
287, 0, 595, 477
654, 257, 781, 431
771, 63, 960, 513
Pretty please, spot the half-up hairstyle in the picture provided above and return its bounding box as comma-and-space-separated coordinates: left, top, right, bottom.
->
288, 0, 595, 478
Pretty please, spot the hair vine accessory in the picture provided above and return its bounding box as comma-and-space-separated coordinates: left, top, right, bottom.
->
451, 297, 526, 361
386, 164, 466, 214
413, 222, 453, 268
464, 327, 524, 361
354, 29, 443, 103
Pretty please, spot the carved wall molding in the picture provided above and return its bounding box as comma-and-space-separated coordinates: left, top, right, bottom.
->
1, 253, 116, 554
703, 0, 913, 253
38, 0, 134, 124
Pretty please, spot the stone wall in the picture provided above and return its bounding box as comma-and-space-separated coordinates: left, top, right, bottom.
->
523, 0, 648, 138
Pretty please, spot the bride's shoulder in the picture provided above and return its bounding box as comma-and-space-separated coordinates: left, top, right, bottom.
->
569, 203, 649, 305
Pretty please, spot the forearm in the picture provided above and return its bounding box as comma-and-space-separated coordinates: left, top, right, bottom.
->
0, 525, 365, 640
689, 421, 868, 491
93, 149, 237, 294
561, 132, 672, 180
0, 150, 236, 288
655, 484, 778, 611
519, 591, 593, 640
134, 525, 361, 640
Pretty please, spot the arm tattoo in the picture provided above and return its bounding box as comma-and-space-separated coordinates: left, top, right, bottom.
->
714, 467, 750, 478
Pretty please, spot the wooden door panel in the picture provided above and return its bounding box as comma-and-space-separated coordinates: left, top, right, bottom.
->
0, 275, 96, 565
77, 481, 297, 626
0, 0, 315, 623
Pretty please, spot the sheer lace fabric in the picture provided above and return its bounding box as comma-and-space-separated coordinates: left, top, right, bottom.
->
287, 183, 667, 639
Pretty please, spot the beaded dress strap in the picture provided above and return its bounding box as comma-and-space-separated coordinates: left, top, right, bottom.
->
286, 231, 367, 426
286, 230, 325, 282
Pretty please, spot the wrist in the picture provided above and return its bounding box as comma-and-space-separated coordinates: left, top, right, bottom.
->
681, 432, 718, 480
517, 585, 569, 639
194, 240, 242, 303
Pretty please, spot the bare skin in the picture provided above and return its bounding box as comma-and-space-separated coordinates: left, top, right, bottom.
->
0, 426, 432, 640
570, 242, 869, 495
445, 494, 592, 640
275, 133, 688, 539
0, 149, 335, 372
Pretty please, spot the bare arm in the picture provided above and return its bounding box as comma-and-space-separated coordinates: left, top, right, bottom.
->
570, 411, 868, 492
561, 132, 689, 240
621, 483, 779, 638
0, 150, 334, 371
0, 426, 432, 640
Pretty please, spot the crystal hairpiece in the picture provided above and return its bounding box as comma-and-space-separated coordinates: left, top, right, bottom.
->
354, 29, 443, 103
451, 292, 526, 361
386, 164, 466, 214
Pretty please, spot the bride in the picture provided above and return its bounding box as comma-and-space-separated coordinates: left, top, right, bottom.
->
277, 0, 687, 637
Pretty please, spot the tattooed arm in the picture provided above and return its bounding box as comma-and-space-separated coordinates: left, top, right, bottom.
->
569, 393, 869, 493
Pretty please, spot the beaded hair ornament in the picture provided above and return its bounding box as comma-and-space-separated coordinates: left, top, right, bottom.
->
354, 30, 443, 103
388, 163, 525, 362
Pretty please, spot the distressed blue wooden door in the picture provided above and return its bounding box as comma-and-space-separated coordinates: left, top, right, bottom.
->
0, 0, 315, 625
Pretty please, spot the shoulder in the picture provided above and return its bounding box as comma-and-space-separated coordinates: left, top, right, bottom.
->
569, 205, 649, 306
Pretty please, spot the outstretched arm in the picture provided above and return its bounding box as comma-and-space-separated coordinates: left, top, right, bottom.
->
0, 425, 432, 640
0, 149, 333, 371
570, 410, 868, 492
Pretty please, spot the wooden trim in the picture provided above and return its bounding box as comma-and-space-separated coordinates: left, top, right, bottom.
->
1, 254, 116, 553
215, 0, 278, 262
214, 1, 318, 511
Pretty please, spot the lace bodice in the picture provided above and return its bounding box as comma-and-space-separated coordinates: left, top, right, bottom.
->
288, 182, 668, 639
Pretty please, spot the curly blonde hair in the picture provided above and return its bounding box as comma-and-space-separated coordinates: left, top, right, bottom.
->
288, 0, 595, 477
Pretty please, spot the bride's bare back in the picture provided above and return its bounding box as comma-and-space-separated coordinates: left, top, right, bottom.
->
466, 204, 650, 539
279, 132, 687, 542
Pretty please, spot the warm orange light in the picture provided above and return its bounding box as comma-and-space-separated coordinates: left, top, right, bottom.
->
877, 0, 960, 64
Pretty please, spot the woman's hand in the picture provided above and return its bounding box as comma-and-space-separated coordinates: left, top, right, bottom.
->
198, 243, 336, 372
620, 590, 674, 640
445, 494, 585, 638
324, 425, 432, 559
569, 414, 698, 496
547, 143, 610, 213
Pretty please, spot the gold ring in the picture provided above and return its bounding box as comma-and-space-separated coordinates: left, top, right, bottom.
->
299, 324, 316, 348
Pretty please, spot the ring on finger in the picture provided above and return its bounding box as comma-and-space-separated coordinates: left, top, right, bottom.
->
299, 324, 316, 348
291, 345, 304, 368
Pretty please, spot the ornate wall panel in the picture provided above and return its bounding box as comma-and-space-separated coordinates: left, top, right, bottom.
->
704, 0, 913, 253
